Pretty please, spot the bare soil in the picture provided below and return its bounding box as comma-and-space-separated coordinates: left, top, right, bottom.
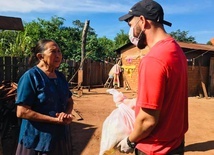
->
71, 88, 214, 155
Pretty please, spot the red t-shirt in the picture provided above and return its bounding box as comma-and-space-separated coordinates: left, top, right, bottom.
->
135, 37, 188, 154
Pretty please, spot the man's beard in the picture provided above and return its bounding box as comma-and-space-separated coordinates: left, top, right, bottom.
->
137, 31, 147, 49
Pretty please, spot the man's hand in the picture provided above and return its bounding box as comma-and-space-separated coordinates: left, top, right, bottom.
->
117, 137, 134, 153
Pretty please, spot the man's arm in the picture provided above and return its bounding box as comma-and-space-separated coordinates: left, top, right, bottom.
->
129, 107, 160, 143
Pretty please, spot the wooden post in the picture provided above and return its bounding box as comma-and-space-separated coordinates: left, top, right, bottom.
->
78, 69, 83, 87
199, 61, 208, 99
77, 20, 90, 92
80, 20, 90, 70
209, 57, 214, 96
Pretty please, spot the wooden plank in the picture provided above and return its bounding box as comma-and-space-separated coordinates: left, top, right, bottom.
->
199, 61, 208, 98
0, 16, 24, 31
123, 74, 131, 90
11, 82, 18, 89
88, 59, 92, 86
209, 57, 214, 96
0, 57, 3, 83
78, 69, 83, 84
12, 57, 18, 82
98, 62, 102, 84
90, 61, 95, 85
72, 109, 83, 121
0, 93, 16, 102
5, 57, 11, 81
83, 59, 89, 85
0, 138, 3, 155
17, 57, 28, 80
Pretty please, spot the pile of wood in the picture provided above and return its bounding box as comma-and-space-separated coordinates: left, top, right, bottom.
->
0, 81, 17, 102
0, 81, 19, 155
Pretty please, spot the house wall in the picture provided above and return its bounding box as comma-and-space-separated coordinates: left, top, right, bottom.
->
120, 46, 212, 97
185, 50, 213, 96
188, 66, 209, 96
120, 45, 149, 92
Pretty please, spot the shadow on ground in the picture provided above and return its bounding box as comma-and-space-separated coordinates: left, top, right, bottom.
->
71, 121, 97, 155
185, 140, 214, 152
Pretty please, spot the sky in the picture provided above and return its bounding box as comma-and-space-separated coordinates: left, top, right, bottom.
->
0, 0, 214, 44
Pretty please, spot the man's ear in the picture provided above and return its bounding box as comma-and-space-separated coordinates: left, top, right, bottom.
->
139, 15, 147, 29
36, 53, 43, 60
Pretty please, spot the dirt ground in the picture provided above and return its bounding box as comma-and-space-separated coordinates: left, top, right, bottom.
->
71, 87, 214, 155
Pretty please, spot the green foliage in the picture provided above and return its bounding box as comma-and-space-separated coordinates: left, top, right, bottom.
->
0, 30, 33, 57
0, 30, 18, 56
114, 29, 129, 49
0, 17, 130, 60
0, 16, 128, 61
24, 16, 65, 47
98, 37, 116, 58
2, 16, 204, 62
85, 36, 116, 61
206, 41, 212, 45
0, 16, 214, 60
58, 62, 70, 79
169, 29, 196, 43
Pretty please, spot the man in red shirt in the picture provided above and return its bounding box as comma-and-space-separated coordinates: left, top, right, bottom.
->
117, 0, 188, 154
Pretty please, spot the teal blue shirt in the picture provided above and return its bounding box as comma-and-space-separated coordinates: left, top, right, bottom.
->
15, 66, 72, 152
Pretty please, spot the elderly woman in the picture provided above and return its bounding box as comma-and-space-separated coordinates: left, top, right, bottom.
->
15, 39, 74, 155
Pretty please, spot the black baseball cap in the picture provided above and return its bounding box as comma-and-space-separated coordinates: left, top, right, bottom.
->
119, 0, 172, 27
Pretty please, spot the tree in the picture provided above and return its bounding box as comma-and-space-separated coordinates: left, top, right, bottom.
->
98, 37, 116, 58
169, 29, 196, 43
86, 36, 115, 61
0, 16, 120, 61
0, 29, 33, 57
24, 16, 65, 47
8, 30, 33, 57
0, 30, 17, 56
114, 29, 129, 49
207, 38, 214, 45
207, 41, 212, 45
22, 17, 82, 60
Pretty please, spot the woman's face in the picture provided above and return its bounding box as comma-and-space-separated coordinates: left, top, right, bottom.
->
42, 41, 62, 68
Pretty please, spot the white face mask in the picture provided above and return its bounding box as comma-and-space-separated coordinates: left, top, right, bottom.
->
129, 27, 139, 46
128, 20, 147, 49
128, 19, 141, 46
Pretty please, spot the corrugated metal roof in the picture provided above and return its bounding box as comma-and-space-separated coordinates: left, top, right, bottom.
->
177, 42, 214, 52
0, 16, 24, 31
115, 41, 214, 53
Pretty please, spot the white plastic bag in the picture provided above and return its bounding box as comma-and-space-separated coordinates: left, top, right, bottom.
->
99, 89, 136, 155
106, 89, 126, 107
106, 88, 136, 109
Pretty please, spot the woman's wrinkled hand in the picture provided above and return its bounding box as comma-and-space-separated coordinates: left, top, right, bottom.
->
56, 112, 73, 125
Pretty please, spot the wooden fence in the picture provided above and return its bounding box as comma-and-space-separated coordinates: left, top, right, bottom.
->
0, 56, 115, 87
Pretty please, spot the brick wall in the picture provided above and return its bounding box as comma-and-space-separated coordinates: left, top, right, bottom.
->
121, 46, 149, 92
188, 66, 209, 96
120, 47, 210, 97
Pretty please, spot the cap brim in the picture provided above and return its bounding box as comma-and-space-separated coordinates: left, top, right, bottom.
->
163, 20, 172, 27
119, 14, 133, 22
